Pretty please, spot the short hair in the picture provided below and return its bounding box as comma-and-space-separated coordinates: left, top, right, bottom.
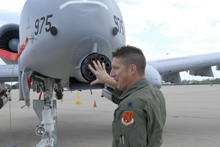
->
112, 45, 146, 76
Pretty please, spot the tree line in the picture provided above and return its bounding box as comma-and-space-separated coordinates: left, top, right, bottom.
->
4, 83, 19, 89
4, 78, 220, 89
182, 78, 220, 84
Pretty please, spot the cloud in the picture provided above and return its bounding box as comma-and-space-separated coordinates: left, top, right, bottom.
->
118, 3, 149, 34
0, 10, 20, 25
145, 52, 190, 61
115, 0, 220, 65
117, 0, 220, 39
145, 54, 168, 61
126, 35, 155, 49
170, 42, 220, 55
183, 36, 205, 43
0, 0, 26, 12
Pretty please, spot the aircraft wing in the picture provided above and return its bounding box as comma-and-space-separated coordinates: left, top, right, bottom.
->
0, 65, 19, 82
148, 52, 220, 84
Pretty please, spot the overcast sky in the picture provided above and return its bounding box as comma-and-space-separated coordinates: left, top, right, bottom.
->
0, 0, 220, 80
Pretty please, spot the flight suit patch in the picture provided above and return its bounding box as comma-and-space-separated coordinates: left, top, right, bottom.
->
121, 111, 134, 126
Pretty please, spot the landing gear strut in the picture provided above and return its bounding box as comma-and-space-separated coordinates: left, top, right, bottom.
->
33, 78, 57, 147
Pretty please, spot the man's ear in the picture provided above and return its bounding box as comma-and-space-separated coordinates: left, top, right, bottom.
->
130, 64, 137, 75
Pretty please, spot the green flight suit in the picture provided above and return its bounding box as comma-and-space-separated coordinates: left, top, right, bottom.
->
112, 78, 166, 147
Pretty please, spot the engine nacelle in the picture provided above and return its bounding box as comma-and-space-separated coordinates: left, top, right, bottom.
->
162, 72, 181, 84
0, 24, 19, 64
145, 64, 162, 89
189, 67, 214, 77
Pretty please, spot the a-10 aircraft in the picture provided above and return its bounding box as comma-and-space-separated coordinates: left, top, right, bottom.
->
0, 0, 220, 147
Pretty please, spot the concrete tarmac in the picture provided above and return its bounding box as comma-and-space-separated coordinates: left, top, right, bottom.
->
0, 85, 219, 147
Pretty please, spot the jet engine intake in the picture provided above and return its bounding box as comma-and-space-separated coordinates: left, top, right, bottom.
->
81, 53, 111, 82
0, 24, 19, 64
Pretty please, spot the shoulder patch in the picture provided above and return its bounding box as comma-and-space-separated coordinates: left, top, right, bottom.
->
121, 111, 134, 126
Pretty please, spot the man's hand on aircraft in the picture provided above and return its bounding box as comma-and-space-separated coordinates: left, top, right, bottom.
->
88, 60, 116, 88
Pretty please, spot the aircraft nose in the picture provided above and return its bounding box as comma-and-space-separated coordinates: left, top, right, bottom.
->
145, 64, 162, 89
154, 79, 162, 89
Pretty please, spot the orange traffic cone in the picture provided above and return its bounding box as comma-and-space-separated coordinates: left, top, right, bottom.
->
93, 100, 97, 107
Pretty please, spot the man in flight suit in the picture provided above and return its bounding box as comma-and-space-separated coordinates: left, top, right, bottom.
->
88, 46, 166, 147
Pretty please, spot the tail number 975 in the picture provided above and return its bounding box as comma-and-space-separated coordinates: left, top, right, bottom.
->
34, 14, 53, 35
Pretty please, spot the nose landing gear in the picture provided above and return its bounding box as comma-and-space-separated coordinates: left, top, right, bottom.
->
33, 78, 57, 147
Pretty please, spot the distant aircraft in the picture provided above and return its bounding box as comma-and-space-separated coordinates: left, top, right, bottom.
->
0, 0, 220, 146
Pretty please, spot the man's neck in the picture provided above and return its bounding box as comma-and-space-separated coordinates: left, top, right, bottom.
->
126, 75, 145, 89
